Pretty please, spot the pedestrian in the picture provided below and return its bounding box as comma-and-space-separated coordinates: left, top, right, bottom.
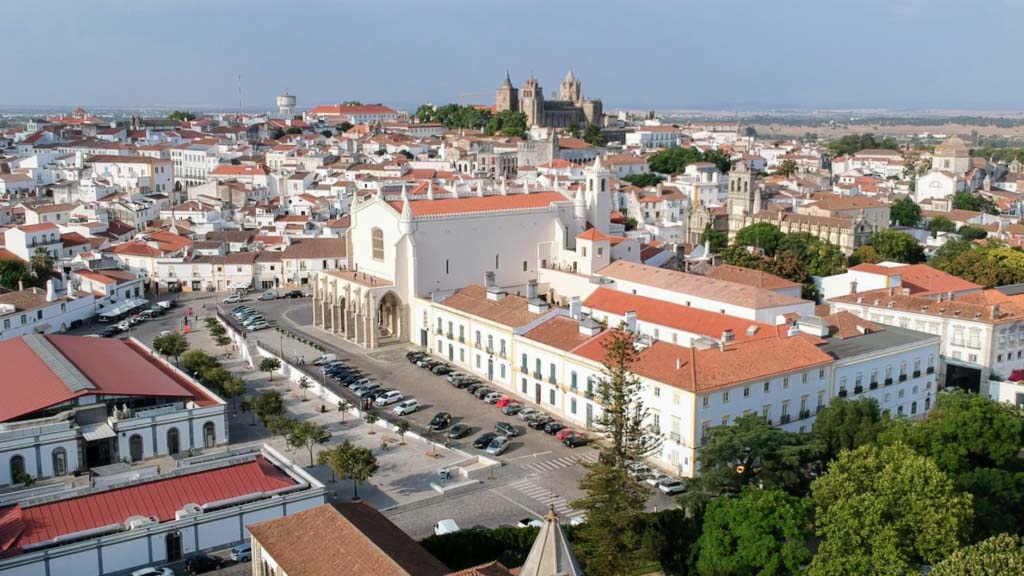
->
381, 439, 388, 452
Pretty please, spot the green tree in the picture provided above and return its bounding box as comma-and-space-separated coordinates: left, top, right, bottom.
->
928, 216, 957, 236
698, 225, 727, 253
721, 244, 767, 270
221, 376, 247, 413
696, 489, 812, 576
957, 226, 988, 241
297, 376, 312, 401
180, 349, 218, 376
167, 111, 196, 122
259, 357, 281, 381
572, 327, 660, 576
251, 391, 285, 426
483, 110, 527, 138
29, 246, 54, 285
214, 333, 232, 355
320, 440, 379, 499
200, 366, 232, 392
931, 533, 1024, 576
869, 229, 926, 263
849, 245, 881, 266
583, 124, 606, 146
564, 124, 579, 138
395, 419, 410, 445
266, 414, 294, 438
812, 397, 886, 465
364, 409, 379, 434
648, 146, 705, 174
271, 128, 286, 140
735, 223, 785, 255
929, 239, 972, 272
953, 191, 999, 214
287, 420, 331, 465
826, 133, 897, 157
153, 331, 189, 364
336, 121, 354, 133
774, 159, 799, 177
809, 443, 972, 576
620, 173, 665, 188
285, 126, 302, 135
320, 130, 333, 138
337, 399, 351, 422
0, 259, 32, 290
890, 196, 923, 227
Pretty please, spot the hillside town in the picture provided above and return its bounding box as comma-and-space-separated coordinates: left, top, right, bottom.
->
2, 66, 1024, 576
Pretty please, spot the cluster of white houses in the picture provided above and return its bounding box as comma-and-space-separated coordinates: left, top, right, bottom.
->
311, 158, 943, 477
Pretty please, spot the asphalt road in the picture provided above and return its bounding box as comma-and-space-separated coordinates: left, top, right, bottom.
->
116, 291, 679, 539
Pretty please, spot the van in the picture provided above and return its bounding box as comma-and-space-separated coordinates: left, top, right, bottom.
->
259, 290, 279, 301
157, 301, 173, 311
374, 390, 403, 407
230, 541, 252, 562
313, 353, 337, 366
433, 519, 461, 536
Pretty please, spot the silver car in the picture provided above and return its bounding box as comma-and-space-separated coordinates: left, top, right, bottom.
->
486, 436, 510, 456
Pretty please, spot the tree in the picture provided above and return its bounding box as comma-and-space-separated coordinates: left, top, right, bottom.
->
483, 110, 527, 138
869, 230, 926, 263
735, 223, 784, 256
200, 366, 232, 392
563, 124, 579, 138
931, 533, 1024, 576
320, 130, 333, 138
153, 331, 189, 364
696, 489, 812, 576
337, 399, 351, 422
336, 121, 353, 133
341, 100, 362, 106
320, 441, 379, 499
0, 259, 31, 290
285, 126, 302, 135
928, 216, 957, 236
572, 327, 661, 576
214, 333, 232, 355
932, 244, 1024, 288
890, 196, 922, 227
363, 409, 379, 434
620, 173, 665, 188
826, 133, 898, 157
953, 191, 999, 215
648, 146, 706, 174
812, 397, 886, 465
774, 159, 799, 177
221, 376, 247, 413
298, 376, 312, 401
808, 443, 972, 576
849, 245, 881, 266
721, 244, 767, 270
583, 124, 606, 146
957, 226, 988, 240
266, 415, 294, 438
29, 247, 54, 285
167, 111, 196, 122
259, 357, 281, 381
929, 238, 972, 271
396, 419, 410, 445
181, 349, 217, 376
688, 414, 821, 499
271, 128, 286, 140
251, 391, 285, 426
288, 420, 331, 465
697, 225, 727, 254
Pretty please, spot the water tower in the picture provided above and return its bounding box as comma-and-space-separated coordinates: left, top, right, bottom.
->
276, 91, 297, 117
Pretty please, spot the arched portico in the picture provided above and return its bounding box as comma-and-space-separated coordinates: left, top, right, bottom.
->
377, 291, 404, 343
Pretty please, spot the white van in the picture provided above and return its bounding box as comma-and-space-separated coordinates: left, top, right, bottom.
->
433, 519, 461, 536
393, 399, 419, 415
374, 390, 403, 407
313, 353, 338, 366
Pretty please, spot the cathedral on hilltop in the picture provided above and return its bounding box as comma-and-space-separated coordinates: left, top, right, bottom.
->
496, 69, 603, 129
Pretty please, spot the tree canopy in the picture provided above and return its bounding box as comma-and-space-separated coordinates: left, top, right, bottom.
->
415, 103, 492, 129
890, 197, 922, 227
735, 223, 785, 256
167, 110, 196, 122
153, 331, 189, 363
930, 242, 1024, 288
952, 191, 999, 215
620, 173, 664, 188
583, 124, 606, 146
868, 229, 926, 263
812, 397, 887, 465
957, 226, 988, 241
928, 216, 957, 235
648, 146, 731, 174
774, 159, 799, 177
931, 533, 1024, 576
826, 133, 899, 157
0, 259, 33, 290
483, 110, 528, 138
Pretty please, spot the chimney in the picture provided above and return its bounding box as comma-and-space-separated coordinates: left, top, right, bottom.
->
569, 296, 582, 320
675, 357, 682, 370
992, 304, 1001, 319
624, 310, 638, 333
787, 323, 800, 337
721, 329, 735, 343
526, 279, 538, 300
484, 271, 495, 289
45, 279, 56, 302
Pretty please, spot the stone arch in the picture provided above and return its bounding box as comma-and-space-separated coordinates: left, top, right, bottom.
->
377, 291, 405, 342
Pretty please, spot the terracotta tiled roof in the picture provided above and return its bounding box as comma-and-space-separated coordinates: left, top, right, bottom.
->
282, 238, 346, 259
832, 288, 1024, 324
248, 502, 450, 576
523, 316, 601, 352
445, 562, 517, 576
824, 311, 882, 339
440, 285, 544, 328
387, 192, 569, 218
706, 264, 801, 291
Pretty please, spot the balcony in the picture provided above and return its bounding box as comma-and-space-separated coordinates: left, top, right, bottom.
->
498, 351, 507, 359
584, 390, 594, 400
549, 376, 557, 385
780, 414, 792, 424
869, 381, 879, 390
913, 370, 921, 378
533, 370, 543, 380
668, 432, 681, 443
926, 366, 935, 375
854, 385, 864, 395
899, 374, 908, 382
884, 377, 893, 386
838, 389, 848, 398
485, 345, 492, 354
799, 409, 811, 420
474, 341, 481, 350
445, 332, 453, 339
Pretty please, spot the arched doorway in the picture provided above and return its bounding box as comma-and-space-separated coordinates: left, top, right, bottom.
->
203, 422, 216, 448
167, 428, 180, 455
377, 291, 403, 342
129, 435, 144, 462
9, 455, 25, 482
52, 448, 67, 476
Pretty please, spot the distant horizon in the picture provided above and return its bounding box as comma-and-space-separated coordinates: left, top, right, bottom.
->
5, 0, 1024, 112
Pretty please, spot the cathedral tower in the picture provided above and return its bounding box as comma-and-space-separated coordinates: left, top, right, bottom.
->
559, 68, 582, 105
520, 76, 544, 128
495, 70, 518, 113
727, 160, 761, 240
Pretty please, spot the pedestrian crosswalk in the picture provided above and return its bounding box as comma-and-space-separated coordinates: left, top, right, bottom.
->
520, 452, 598, 474
508, 478, 583, 520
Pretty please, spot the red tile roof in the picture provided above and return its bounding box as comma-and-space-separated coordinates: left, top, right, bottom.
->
211, 164, 269, 176
387, 192, 568, 218
0, 457, 294, 551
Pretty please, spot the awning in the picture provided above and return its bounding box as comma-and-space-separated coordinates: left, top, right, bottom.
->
79, 422, 116, 442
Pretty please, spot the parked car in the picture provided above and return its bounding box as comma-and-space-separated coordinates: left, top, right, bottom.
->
284, 290, 305, 299
432, 364, 454, 376
247, 320, 269, 331
421, 359, 442, 370
555, 428, 576, 442
451, 377, 476, 389
501, 403, 524, 416
115, 320, 130, 331
627, 464, 653, 481
259, 290, 279, 301
563, 433, 589, 448
434, 519, 461, 536
223, 293, 242, 304
473, 387, 494, 400
447, 424, 471, 439
429, 412, 451, 431
466, 382, 485, 395
313, 353, 338, 365
393, 399, 420, 415
543, 421, 567, 435
645, 474, 671, 487
406, 351, 427, 363
132, 569, 174, 576
517, 407, 539, 420
495, 421, 519, 437
446, 372, 468, 383
486, 436, 510, 456
355, 384, 382, 398
527, 415, 553, 430
656, 478, 686, 495
230, 541, 252, 562
184, 553, 224, 574
483, 392, 503, 404
374, 390, 403, 406
494, 397, 515, 408
473, 432, 498, 449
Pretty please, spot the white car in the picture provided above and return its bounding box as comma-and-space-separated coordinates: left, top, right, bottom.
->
223, 293, 242, 304
517, 407, 539, 421
393, 399, 419, 415
657, 479, 686, 495
374, 390, 403, 406
313, 353, 338, 366
433, 518, 460, 536
247, 320, 269, 331
132, 568, 174, 576
486, 436, 510, 456
645, 473, 671, 487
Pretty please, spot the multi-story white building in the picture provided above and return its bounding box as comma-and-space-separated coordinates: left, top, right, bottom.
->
625, 125, 684, 149
0, 284, 95, 340
87, 155, 174, 195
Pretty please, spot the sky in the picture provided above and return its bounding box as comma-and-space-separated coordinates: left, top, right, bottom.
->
4, 0, 1024, 112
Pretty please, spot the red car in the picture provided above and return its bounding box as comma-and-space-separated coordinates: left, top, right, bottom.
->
555, 428, 576, 441
495, 397, 514, 408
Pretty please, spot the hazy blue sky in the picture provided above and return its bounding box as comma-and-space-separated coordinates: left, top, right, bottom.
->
5, 0, 1023, 111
